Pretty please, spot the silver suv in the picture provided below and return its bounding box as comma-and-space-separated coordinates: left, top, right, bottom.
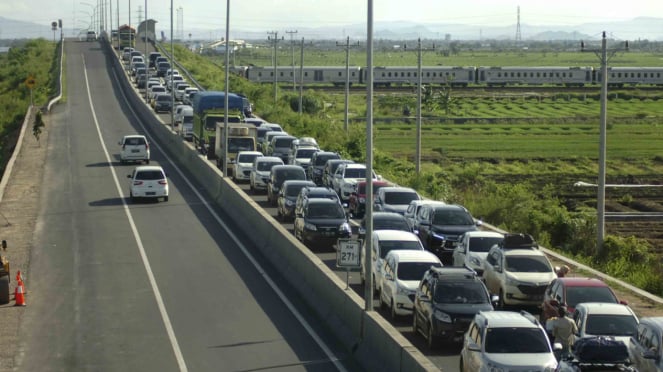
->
460, 310, 558, 372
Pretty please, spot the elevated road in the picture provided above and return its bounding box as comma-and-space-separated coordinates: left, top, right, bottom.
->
14, 39, 358, 372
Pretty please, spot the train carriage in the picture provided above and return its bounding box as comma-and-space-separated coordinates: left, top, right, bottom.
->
477, 66, 593, 86
246, 66, 362, 86
367, 66, 476, 87
597, 67, 663, 87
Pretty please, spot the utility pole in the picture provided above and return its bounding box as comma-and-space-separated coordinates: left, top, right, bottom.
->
286, 30, 298, 91
364, 0, 374, 313
580, 31, 628, 254
415, 38, 434, 175
267, 31, 281, 102
298, 37, 304, 114
336, 37, 360, 132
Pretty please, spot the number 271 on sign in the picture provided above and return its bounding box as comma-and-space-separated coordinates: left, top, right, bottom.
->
337, 239, 362, 269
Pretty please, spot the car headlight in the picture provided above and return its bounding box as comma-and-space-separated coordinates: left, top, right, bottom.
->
304, 222, 318, 231
543, 363, 557, 372
358, 197, 366, 203
486, 363, 506, 372
433, 309, 452, 323
286, 200, 295, 207
340, 222, 351, 234
314, 169, 322, 175
505, 275, 520, 286
469, 256, 481, 266
396, 285, 410, 296
358, 227, 366, 235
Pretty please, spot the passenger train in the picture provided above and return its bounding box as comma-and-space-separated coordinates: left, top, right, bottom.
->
234, 65, 663, 88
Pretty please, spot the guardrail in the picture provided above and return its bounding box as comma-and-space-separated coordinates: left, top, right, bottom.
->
46, 37, 65, 112
104, 38, 437, 372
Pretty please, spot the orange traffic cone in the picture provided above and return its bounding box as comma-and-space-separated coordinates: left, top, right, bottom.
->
14, 281, 26, 306
14, 270, 26, 306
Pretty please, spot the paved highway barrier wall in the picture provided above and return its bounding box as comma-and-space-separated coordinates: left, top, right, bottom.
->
103, 40, 437, 372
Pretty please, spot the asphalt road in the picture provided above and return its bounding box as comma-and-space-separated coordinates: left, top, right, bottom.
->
14, 40, 358, 372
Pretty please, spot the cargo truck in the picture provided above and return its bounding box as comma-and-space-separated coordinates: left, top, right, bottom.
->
215, 122, 258, 175
191, 91, 252, 157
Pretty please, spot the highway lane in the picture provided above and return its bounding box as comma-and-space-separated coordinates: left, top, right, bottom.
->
15, 39, 358, 372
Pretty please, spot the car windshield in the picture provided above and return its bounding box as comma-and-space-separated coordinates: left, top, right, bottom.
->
469, 237, 504, 253
238, 154, 260, 163
378, 241, 421, 258
505, 255, 552, 273
286, 184, 308, 197
124, 137, 146, 146
384, 191, 419, 205
565, 286, 618, 307
296, 149, 318, 159
276, 170, 305, 184
433, 281, 489, 304
156, 95, 170, 102
344, 168, 366, 178
397, 262, 442, 281
135, 170, 164, 180
228, 138, 255, 152
432, 210, 475, 225
308, 204, 345, 218
315, 154, 339, 166
258, 161, 280, 171
585, 314, 638, 336
372, 218, 410, 232
274, 138, 295, 147
484, 328, 551, 353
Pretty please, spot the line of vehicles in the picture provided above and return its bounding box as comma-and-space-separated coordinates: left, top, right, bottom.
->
117, 44, 662, 370
234, 65, 663, 88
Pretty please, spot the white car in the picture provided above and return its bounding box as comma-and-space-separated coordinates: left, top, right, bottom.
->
173, 104, 192, 126
249, 156, 284, 192
118, 134, 150, 164
148, 85, 167, 103
361, 230, 425, 297
482, 244, 557, 308
452, 231, 504, 275
127, 165, 169, 202
232, 151, 263, 182
379, 250, 442, 318
573, 302, 639, 346
460, 311, 558, 372
288, 146, 319, 170
174, 83, 191, 101
332, 163, 378, 203
182, 87, 199, 105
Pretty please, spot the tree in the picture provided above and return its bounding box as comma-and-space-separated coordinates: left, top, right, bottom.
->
33, 110, 45, 144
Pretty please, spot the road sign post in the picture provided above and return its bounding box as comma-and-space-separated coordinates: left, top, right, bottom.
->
25, 76, 36, 107
336, 239, 362, 290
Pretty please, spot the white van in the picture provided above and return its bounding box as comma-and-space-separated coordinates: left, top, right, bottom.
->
176, 106, 194, 140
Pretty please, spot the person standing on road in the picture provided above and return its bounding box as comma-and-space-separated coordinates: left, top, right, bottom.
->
552, 305, 578, 356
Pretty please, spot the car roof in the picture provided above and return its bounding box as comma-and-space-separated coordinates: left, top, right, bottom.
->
462, 231, 504, 238
344, 163, 366, 169
502, 248, 548, 257
283, 180, 316, 187
379, 186, 417, 193
372, 211, 408, 220
374, 230, 420, 241
557, 277, 611, 288
134, 165, 164, 173
386, 250, 440, 263
255, 156, 282, 163
237, 151, 263, 156
307, 198, 343, 206
575, 303, 637, 316
272, 165, 304, 170
477, 311, 541, 328
640, 317, 663, 330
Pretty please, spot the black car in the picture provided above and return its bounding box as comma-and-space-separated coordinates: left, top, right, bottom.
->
277, 180, 315, 222
157, 61, 171, 77
412, 266, 497, 349
414, 204, 480, 264
308, 151, 341, 185
266, 165, 306, 206
358, 211, 411, 241
293, 198, 351, 250
148, 52, 162, 68
294, 186, 341, 216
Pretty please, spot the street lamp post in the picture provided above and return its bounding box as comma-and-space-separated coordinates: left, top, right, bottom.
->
364, 0, 374, 312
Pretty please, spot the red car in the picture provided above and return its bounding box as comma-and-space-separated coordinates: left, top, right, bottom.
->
348, 180, 390, 218
540, 277, 626, 323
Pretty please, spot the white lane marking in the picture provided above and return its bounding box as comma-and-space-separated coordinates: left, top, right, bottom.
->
109, 56, 348, 371
82, 55, 189, 372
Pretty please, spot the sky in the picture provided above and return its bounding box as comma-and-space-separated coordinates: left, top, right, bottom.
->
2, 0, 663, 38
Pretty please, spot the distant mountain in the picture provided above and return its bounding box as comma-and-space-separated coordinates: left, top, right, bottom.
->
2, 15, 661, 42
0, 17, 59, 40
